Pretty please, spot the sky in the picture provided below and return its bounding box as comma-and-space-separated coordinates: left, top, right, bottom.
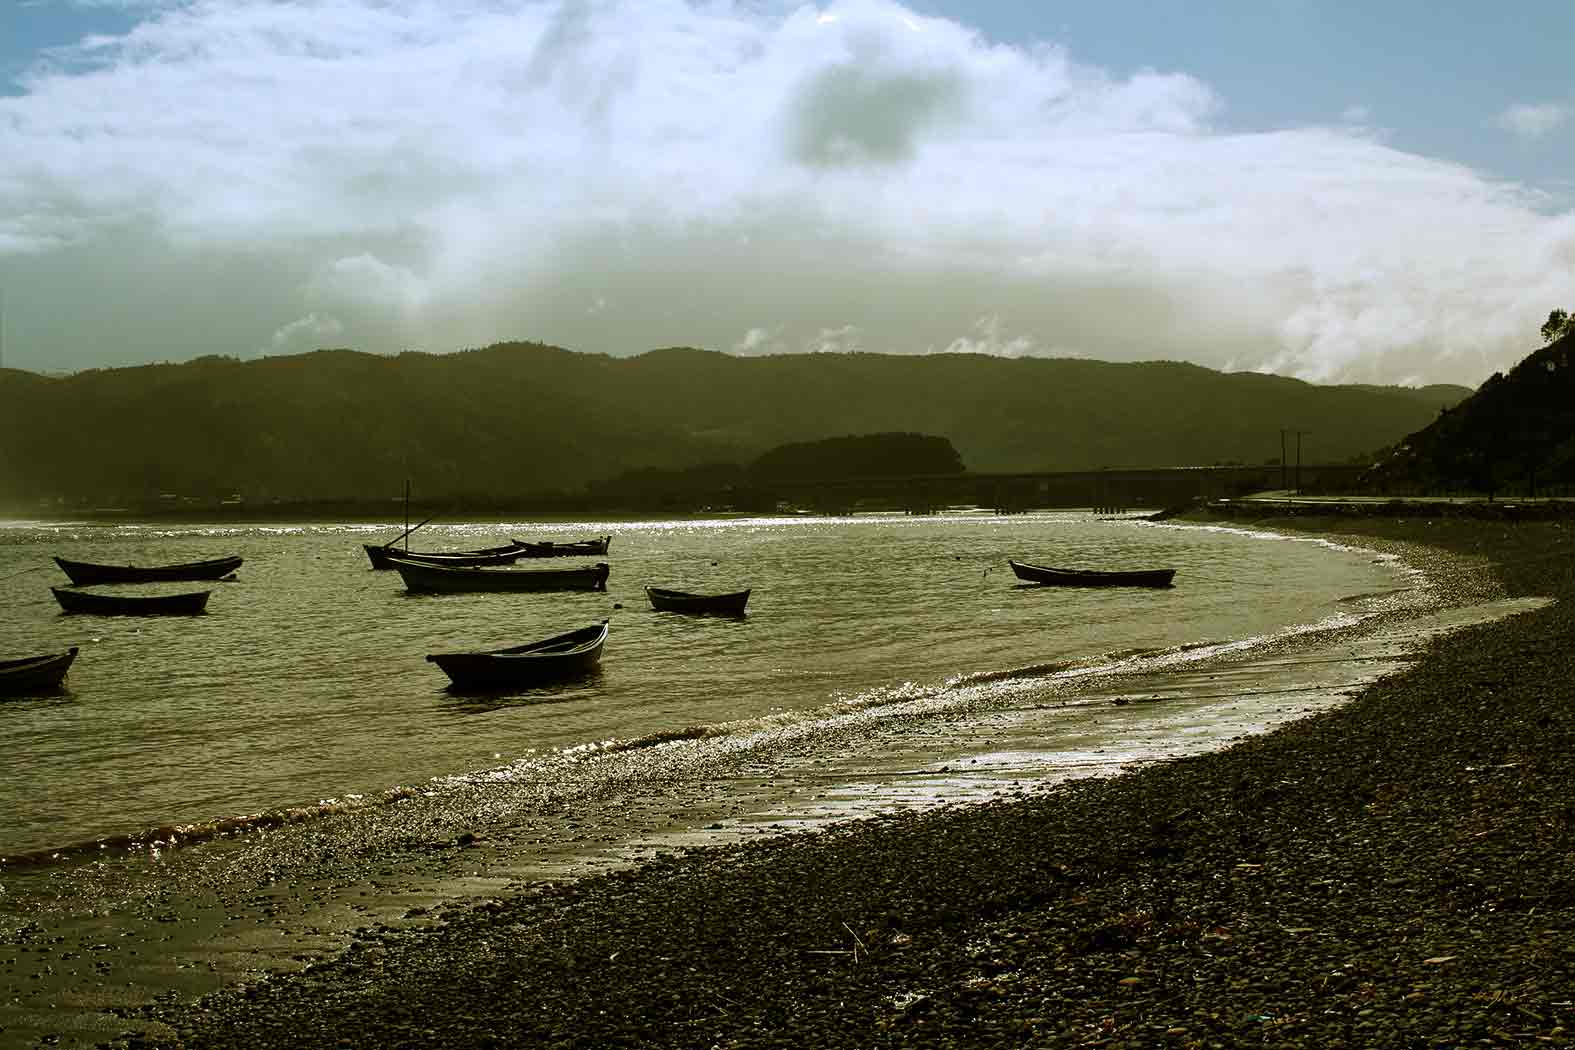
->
2, 1, 1574, 386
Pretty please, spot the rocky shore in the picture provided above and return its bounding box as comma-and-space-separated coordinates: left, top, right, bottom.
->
135, 512, 1573, 1049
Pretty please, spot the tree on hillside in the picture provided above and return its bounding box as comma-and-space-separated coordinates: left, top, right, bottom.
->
750, 433, 964, 480
1541, 308, 1573, 343
0, 347, 1466, 510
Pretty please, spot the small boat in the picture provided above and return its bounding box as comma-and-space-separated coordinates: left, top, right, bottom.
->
427, 620, 609, 688
54, 555, 242, 586
645, 587, 750, 615
1008, 560, 1176, 588
363, 543, 526, 570
510, 535, 613, 558
389, 556, 611, 593
51, 587, 213, 615
0, 647, 79, 696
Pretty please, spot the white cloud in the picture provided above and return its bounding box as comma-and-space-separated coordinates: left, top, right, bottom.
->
733, 326, 777, 354
0, 0, 1570, 384
310, 254, 428, 313
805, 324, 862, 353
1494, 102, 1568, 140
941, 315, 1036, 357
267, 311, 344, 353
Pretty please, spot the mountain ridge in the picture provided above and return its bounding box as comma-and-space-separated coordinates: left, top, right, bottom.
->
0, 342, 1472, 509
1365, 332, 1575, 495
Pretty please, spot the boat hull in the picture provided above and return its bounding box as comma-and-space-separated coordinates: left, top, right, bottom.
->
1008, 560, 1176, 588
645, 587, 750, 615
51, 587, 213, 615
0, 647, 79, 696
426, 621, 608, 688
390, 557, 610, 593
364, 544, 525, 570
54, 555, 242, 586
510, 536, 612, 558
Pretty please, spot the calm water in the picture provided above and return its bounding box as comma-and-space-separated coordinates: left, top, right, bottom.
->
0, 511, 1411, 862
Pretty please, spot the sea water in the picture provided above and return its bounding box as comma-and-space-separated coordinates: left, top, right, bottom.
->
0, 510, 1416, 862
2, 510, 1545, 1046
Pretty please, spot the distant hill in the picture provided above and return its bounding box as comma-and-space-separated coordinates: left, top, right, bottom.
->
1365, 334, 1575, 495
751, 433, 964, 480
0, 343, 1471, 510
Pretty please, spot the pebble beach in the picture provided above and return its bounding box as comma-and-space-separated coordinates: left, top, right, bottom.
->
107, 510, 1575, 1048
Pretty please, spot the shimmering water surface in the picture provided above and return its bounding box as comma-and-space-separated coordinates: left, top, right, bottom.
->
0, 511, 1412, 860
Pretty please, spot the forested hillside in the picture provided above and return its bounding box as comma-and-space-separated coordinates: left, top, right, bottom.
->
0, 343, 1470, 510
1365, 332, 1575, 495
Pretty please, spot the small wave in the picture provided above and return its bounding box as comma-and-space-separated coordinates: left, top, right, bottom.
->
0, 785, 423, 870
951, 617, 1375, 695
947, 660, 1080, 687
1338, 588, 1414, 604
598, 725, 719, 752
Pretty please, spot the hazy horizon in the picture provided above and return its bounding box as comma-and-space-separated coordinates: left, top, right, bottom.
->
3, 1, 1573, 387
0, 339, 1482, 392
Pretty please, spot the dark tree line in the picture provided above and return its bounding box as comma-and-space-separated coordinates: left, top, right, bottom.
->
1367, 331, 1575, 496
579, 434, 964, 512
0, 343, 1466, 512
1542, 308, 1574, 344
751, 432, 963, 480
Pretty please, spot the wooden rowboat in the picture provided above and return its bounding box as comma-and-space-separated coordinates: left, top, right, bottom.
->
427, 621, 608, 688
53, 555, 242, 586
363, 543, 525, 570
1008, 560, 1176, 589
51, 587, 213, 615
389, 556, 610, 593
510, 535, 612, 558
0, 647, 79, 696
645, 587, 750, 615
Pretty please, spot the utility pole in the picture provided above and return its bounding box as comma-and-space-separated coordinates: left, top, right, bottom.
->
1279, 429, 1288, 489
1295, 430, 1311, 493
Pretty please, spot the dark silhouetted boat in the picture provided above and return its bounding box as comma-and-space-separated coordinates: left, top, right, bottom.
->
426, 620, 608, 688
1007, 560, 1176, 588
645, 587, 750, 615
363, 542, 525, 570
53, 555, 242, 586
51, 587, 213, 615
388, 556, 610, 593
0, 647, 79, 696
510, 535, 612, 558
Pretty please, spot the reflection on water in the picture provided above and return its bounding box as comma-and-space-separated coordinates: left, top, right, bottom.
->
440, 665, 610, 708
0, 512, 1415, 861
0, 513, 1535, 1050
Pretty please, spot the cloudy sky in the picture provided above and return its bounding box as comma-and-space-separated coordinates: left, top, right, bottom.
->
2, 0, 1573, 386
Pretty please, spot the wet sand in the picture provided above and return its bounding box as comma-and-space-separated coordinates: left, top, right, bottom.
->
4, 511, 1573, 1047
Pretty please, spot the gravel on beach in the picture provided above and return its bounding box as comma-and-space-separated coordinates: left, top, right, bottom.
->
134, 513, 1574, 1049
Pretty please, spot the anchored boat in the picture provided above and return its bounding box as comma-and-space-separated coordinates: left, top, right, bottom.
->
53, 555, 241, 586
426, 621, 609, 688
1007, 559, 1176, 589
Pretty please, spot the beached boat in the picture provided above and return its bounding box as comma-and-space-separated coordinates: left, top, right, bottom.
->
426, 620, 609, 689
0, 647, 79, 696
363, 543, 525, 570
51, 587, 213, 615
388, 556, 610, 593
645, 587, 750, 615
1007, 560, 1176, 588
510, 535, 612, 558
53, 555, 242, 586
